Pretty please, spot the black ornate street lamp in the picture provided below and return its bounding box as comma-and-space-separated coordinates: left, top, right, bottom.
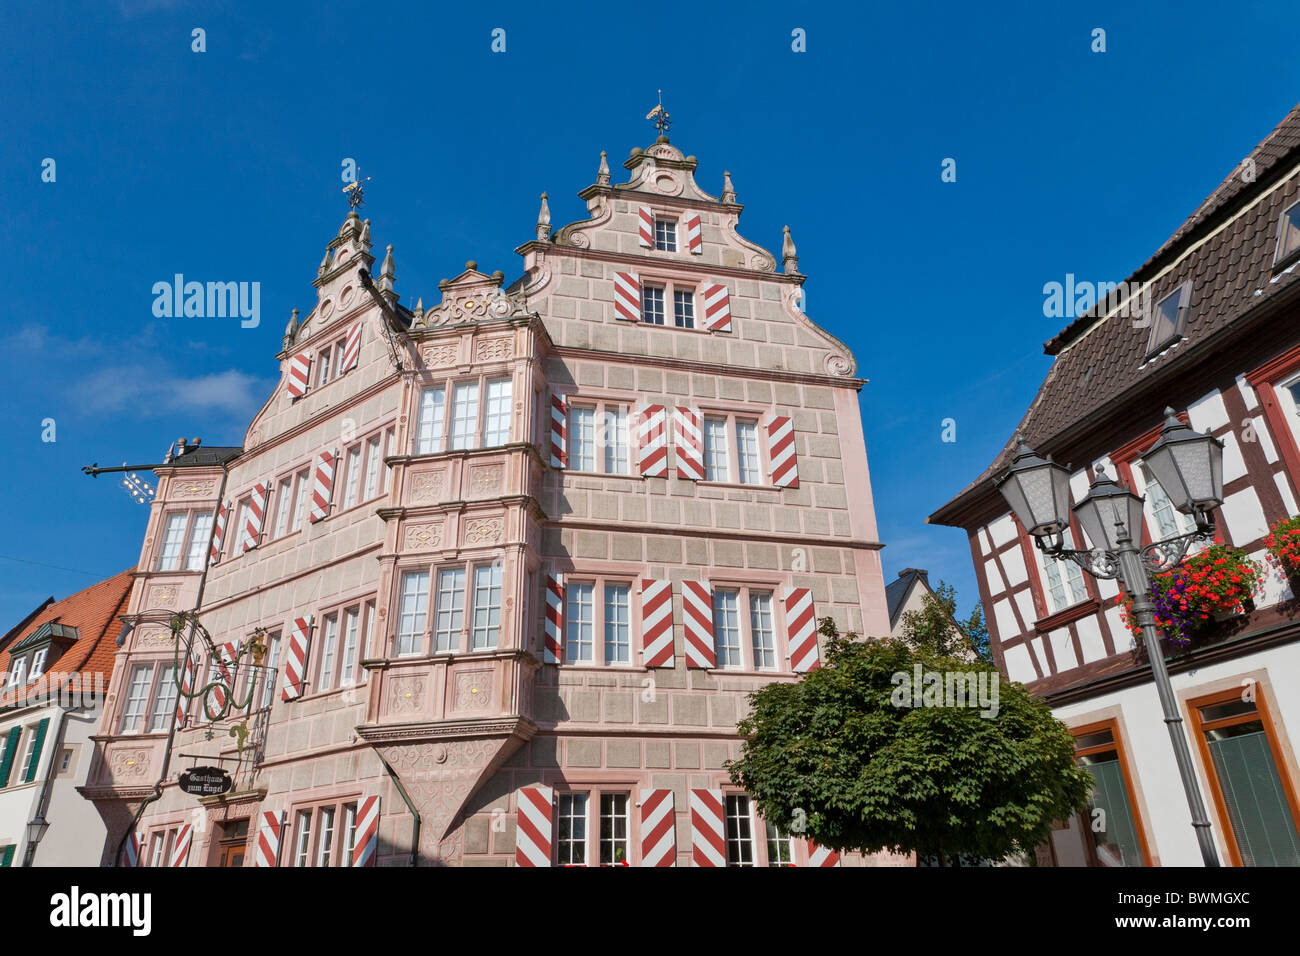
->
995, 409, 1225, 868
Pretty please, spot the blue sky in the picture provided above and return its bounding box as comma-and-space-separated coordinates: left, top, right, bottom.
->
1, 0, 1297, 629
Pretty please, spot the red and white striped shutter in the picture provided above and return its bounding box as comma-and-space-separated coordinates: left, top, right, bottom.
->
309, 449, 337, 522
123, 831, 141, 867
286, 350, 312, 398
784, 587, 820, 672
682, 581, 716, 669
684, 212, 703, 254
352, 795, 380, 867
515, 785, 554, 866
701, 282, 732, 332
341, 320, 363, 372
640, 579, 674, 668
638, 205, 654, 247
639, 789, 677, 867
209, 641, 239, 714
544, 573, 563, 663
240, 481, 270, 552
764, 413, 800, 488
807, 841, 841, 867
170, 824, 193, 867
673, 406, 704, 480
254, 811, 285, 868
209, 499, 231, 565
550, 395, 567, 468
613, 271, 641, 321
633, 403, 668, 476
689, 789, 726, 867
280, 615, 314, 701
175, 650, 199, 730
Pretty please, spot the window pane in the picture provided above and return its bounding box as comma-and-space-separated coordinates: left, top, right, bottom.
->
340, 608, 360, 686
673, 290, 694, 329
485, 378, 512, 446
158, 514, 187, 571
570, 406, 595, 472
1077, 749, 1145, 866
363, 437, 382, 500
600, 793, 629, 865
317, 807, 336, 867
1149, 289, 1183, 349
318, 352, 331, 386
714, 590, 741, 668
725, 795, 754, 866
557, 794, 588, 865
750, 592, 775, 669
273, 477, 294, 538
148, 664, 178, 733
451, 382, 480, 450
1139, 462, 1195, 539
317, 615, 339, 692
471, 564, 502, 650
604, 584, 630, 664
417, 387, 446, 454
604, 407, 628, 474
294, 810, 312, 867
291, 470, 310, 531
642, 286, 665, 325
185, 513, 213, 571
261, 634, 281, 708
566, 583, 594, 663
343, 446, 362, 508
342, 804, 357, 868
736, 421, 760, 485
397, 571, 429, 656
382, 430, 395, 493
765, 821, 794, 866
655, 218, 677, 252
1205, 721, 1300, 866
1280, 204, 1300, 261
704, 418, 729, 482
120, 664, 153, 733
434, 568, 466, 653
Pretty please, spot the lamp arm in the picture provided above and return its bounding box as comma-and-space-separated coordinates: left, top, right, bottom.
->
1035, 534, 1121, 580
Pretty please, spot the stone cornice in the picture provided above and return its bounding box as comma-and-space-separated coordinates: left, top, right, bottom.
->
513, 239, 803, 287
550, 518, 883, 551
550, 345, 865, 389
355, 715, 538, 745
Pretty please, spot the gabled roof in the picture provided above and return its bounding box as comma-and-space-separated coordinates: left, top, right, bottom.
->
0, 568, 135, 684
931, 103, 1300, 527
886, 568, 932, 627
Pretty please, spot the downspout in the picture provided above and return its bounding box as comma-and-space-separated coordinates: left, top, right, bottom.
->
113, 459, 232, 866
374, 748, 420, 867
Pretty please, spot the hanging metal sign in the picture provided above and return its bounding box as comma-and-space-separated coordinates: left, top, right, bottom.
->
178, 766, 233, 797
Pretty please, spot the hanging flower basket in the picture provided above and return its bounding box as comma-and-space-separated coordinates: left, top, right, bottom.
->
1263, 515, 1300, 581
1117, 544, 1263, 647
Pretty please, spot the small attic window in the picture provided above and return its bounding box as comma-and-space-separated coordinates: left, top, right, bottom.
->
1145, 281, 1192, 357
654, 218, 677, 252
1273, 198, 1300, 269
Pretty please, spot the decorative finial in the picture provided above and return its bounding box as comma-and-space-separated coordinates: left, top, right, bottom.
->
378, 243, 396, 295
360, 218, 371, 249
537, 191, 551, 241
282, 307, 299, 349
318, 248, 331, 277
782, 225, 799, 274
597, 150, 610, 185
645, 90, 671, 139
343, 167, 372, 209
722, 170, 736, 203
413, 297, 424, 325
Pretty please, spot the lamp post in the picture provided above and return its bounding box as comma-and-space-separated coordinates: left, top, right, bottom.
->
994, 409, 1225, 868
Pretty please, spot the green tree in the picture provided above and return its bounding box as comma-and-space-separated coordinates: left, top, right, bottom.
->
899, 580, 992, 663
728, 619, 1091, 864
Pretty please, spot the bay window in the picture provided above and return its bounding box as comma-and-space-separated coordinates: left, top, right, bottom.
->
416, 376, 512, 453
393, 562, 504, 656
451, 382, 479, 450
159, 510, 214, 571
396, 571, 430, 656
119, 664, 154, 733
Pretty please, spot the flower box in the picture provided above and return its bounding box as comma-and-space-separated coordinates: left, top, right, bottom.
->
1118, 543, 1263, 648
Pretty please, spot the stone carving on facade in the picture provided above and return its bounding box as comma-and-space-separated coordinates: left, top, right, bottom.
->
651, 170, 683, 195
172, 479, 216, 499
110, 748, 152, 780
474, 337, 513, 363
414, 284, 528, 330
462, 517, 503, 546
422, 344, 458, 368
454, 671, 493, 710
468, 465, 503, 496
403, 522, 444, 551
780, 283, 857, 377
388, 676, 427, 715
409, 471, 446, 504
150, 586, 178, 609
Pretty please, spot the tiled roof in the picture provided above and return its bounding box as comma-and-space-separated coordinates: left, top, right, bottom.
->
886, 568, 930, 626
0, 568, 135, 683
167, 445, 242, 468
931, 103, 1300, 526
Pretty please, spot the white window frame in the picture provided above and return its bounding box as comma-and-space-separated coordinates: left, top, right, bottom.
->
119, 664, 154, 734
157, 513, 188, 571
672, 289, 695, 329
291, 468, 310, 532
147, 662, 178, 733
700, 411, 768, 485
484, 377, 513, 446
725, 793, 756, 867
562, 576, 636, 667
1274, 197, 1300, 268
28, 648, 48, 683
654, 216, 678, 252
396, 571, 430, 657
567, 400, 632, 476
711, 584, 783, 672
342, 445, 363, 509
1145, 281, 1192, 357
1036, 526, 1091, 614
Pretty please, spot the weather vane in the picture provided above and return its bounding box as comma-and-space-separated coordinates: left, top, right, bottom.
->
645, 90, 671, 136
343, 167, 372, 209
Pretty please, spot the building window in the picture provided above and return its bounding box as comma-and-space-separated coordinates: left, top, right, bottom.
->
451, 382, 480, 450
293, 810, 312, 867
484, 377, 512, 446
185, 514, 213, 570
157, 514, 187, 571
703, 418, 730, 482
317, 348, 332, 387
654, 217, 677, 252
599, 793, 630, 865
557, 793, 588, 865
288, 800, 361, 866
417, 385, 446, 454
316, 614, 339, 693
471, 563, 503, 650
6, 658, 25, 688
673, 290, 695, 329
1271, 371, 1300, 474
260, 632, 282, 709
396, 571, 430, 656
736, 421, 761, 485
564, 582, 594, 663
291, 468, 310, 532
604, 584, 631, 664
1135, 460, 1198, 542
148, 663, 178, 733
119, 664, 154, 733
725, 794, 755, 866
569, 405, 596, 472
1189, 691, 1300, 866
316, 807, 336, 867
1071, 722, 1148, 866
712, 585, 781, 671
434, 568, 467, 653
382, 429, 396, 493
701, 414, 765, 484
29, 648, 48, 683
416, 377, 506, 453
1037, 527, 1089, 614
1274, 198, 1300, 268
159, 511, 215, 570
642, 285, 666, 325
567, 401, 630, 475
765, 821, 794, 866
562, 578, 636, 666
1145, 281, 1192, 357
273, 475, 295, 538
342, 445, 362, 509
362, 436, 383, 501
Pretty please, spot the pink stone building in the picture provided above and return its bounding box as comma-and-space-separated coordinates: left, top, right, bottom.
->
82, 134, 894, 866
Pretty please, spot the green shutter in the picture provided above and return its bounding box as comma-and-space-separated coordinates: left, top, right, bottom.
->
23, 718, 49, 783
0, 726, 20, 787
0, 845, 14, 867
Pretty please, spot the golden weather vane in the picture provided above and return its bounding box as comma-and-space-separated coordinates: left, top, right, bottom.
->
343, 167, 372, 209
645, 90, 671, 136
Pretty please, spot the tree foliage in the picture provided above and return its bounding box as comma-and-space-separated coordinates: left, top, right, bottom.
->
899, 580, 991, 663
728, 619, 1091, 862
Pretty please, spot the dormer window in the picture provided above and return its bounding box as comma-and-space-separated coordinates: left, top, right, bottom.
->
1145, 281, 1192, 358
29, 649, 47, 682
1274, 198, 1300, 269
654, 217, 677, 252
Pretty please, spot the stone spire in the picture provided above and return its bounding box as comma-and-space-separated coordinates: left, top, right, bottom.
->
282, 308, 299, 350
317, 248, 331, 278
537, 192, 551, 241
722, 170, 736, 204
597, 150, 611, 186
782, 225, 799, 274
413, 297, 425, 327
378, 243, 397, 298
360, 218, 372, 251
